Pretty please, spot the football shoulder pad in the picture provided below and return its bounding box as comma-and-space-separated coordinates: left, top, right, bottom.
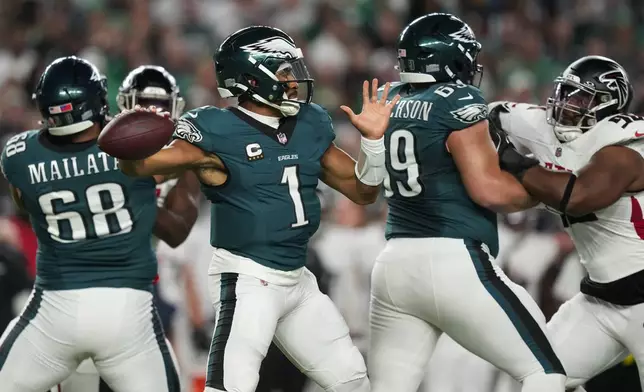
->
584, 113, 644, 156
173, 105, 229, 152
487, 101, 550, 150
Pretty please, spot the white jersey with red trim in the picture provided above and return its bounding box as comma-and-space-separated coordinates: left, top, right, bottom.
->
490, 101, 644, 283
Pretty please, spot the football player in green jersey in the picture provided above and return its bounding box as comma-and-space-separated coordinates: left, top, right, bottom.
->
55, 65, 200, 392
115, 26, 399, 392
0, 56, 180, 392
367, 13, 566, 392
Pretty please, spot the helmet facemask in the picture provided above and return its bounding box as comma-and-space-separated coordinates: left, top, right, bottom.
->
274, 59, 314, 114
546, 77, 615, 142
117, 85, 185, 119
221, 50, 314, 117
451, 45, 483, 87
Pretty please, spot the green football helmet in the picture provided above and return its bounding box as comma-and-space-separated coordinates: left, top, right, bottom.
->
214, 25, 314, 116
396, 13, 483, 86
33, 56, 108, 136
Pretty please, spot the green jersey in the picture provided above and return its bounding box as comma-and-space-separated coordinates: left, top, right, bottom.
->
382, 82, 499, 256
173, 104, 335, 271
0, 130, 158, 290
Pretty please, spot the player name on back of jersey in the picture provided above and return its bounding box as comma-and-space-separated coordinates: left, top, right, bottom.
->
27, 151, 119, 185
390, 99, 432, 121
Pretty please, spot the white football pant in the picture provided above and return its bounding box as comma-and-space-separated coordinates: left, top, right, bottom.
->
0, 287, 180, 392
548, 293, 644, 389
368, 238, 566, 392
204, 268, 368, 392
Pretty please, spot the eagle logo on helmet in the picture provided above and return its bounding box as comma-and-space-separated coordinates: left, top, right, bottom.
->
598, 70, 629, 110
448, 25, 477, 43
450, 103, 488, 124
240, 37, 298, 59
174, 119, 203, 143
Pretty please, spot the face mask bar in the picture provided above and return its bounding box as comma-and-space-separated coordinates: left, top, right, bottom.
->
117, 88, 185, 119
546, 78, 604, 130
273, 58, 314, 104
471, 63, 484, 88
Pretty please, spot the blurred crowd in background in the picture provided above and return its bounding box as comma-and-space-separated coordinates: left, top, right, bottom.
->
1, 0, 643, 391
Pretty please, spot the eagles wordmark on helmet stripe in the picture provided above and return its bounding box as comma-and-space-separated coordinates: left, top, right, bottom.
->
174, 119, 203, 143
450, 103, 488, 124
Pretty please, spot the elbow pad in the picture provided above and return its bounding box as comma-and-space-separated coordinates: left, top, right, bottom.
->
355, 136, 386, 186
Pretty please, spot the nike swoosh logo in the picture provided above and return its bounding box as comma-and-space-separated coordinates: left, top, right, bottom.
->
187, 112, 198, 119
458, 94, 473, 100
636, 131, 644, 137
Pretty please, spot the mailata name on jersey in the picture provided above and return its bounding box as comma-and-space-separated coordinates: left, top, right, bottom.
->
1, 129, 158, 290
26, 150, 119, 184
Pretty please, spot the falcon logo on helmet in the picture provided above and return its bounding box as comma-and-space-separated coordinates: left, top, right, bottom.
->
174, 119, 203, 143
450, 103, 488, 124
598, 70, 630, 110
240, 37, 299, 59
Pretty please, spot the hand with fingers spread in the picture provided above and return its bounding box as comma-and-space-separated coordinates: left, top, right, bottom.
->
341, 78, 401, 140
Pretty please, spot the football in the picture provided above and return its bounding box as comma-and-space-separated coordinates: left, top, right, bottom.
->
98, 111, 174, 160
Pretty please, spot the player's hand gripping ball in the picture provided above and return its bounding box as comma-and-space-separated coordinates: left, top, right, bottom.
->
98, 105, 174, 160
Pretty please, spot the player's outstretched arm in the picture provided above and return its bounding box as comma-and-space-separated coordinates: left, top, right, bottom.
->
520, 145, 644, 217
119, 139, 210, 178
320, 143, 380, 205
117, 105, 221, 179
447, 120, 538, 213
324, 79, 400, 204
154, 171, 200, 248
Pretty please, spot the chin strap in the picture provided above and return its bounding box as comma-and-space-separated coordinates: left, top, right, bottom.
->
355, 136, 386, 186
250, 92, 300, 117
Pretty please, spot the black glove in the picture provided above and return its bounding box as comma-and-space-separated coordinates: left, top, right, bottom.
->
488, 103, 539, 182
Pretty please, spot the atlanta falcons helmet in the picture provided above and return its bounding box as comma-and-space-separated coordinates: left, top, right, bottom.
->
117, 65, 185, 119
547, 55, 633, 142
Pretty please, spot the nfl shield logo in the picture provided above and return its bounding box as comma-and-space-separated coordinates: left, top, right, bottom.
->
555, 147, 562, 157
277, 132, 288, 144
